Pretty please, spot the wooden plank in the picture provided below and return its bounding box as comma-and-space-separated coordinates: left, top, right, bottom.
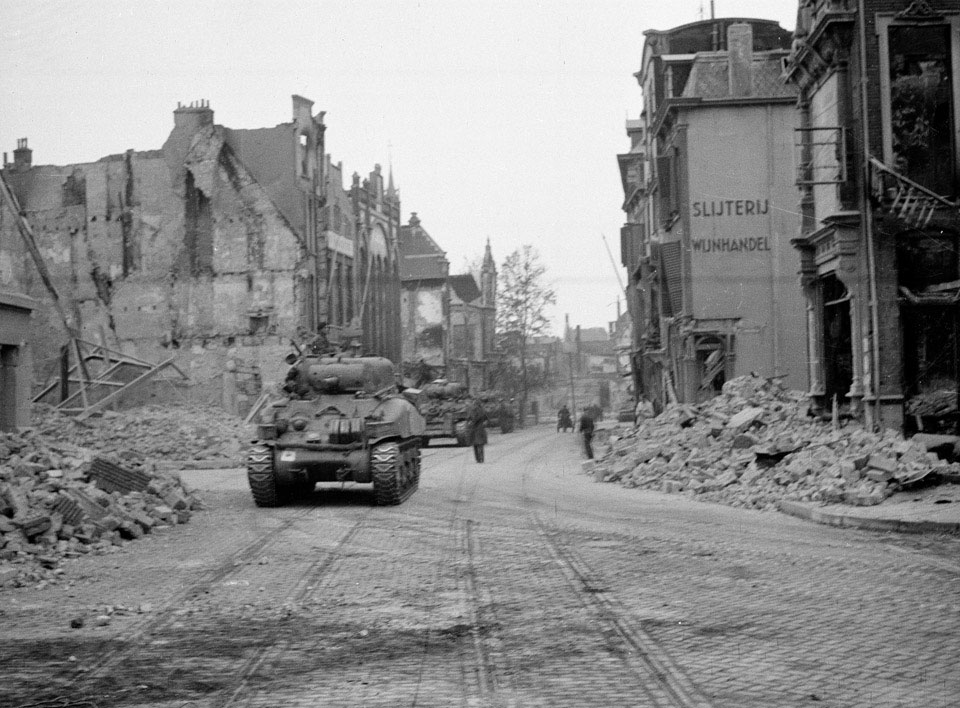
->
243, 391, 274, 425
75, 358, 176, 421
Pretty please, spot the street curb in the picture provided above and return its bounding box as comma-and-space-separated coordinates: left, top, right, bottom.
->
157, 458, 238, 471
779, 500, 960, 535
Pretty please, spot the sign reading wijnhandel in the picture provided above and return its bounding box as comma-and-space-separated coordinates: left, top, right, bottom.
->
691, 198, 772, 253
692, 237, 771, 253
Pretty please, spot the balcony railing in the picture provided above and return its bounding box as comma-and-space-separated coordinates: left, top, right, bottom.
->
869, 157, 958, 229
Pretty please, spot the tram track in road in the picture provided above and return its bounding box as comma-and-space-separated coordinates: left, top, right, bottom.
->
416, 446, 508, 708
532, 513, 715, 708
453, 517, 519, 708
213, 512, 372, 708
72, 505, 323, 687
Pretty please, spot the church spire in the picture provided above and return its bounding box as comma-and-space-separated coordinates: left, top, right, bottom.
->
480, 238, 496, 307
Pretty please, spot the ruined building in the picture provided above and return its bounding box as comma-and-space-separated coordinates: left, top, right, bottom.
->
784, 0, 960, 433
0, 96, 403, 412
399, 213, 449, 381
0, 291, 36, 431
399, 218, 498, 390
620, 18, 806, 409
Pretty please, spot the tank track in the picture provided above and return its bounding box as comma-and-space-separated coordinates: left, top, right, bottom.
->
371, 439, 421, 506
246, 444, 312, 507
246, 443, 281, 507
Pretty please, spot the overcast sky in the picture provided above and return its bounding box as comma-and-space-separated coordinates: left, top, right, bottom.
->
1, 0, 798, 335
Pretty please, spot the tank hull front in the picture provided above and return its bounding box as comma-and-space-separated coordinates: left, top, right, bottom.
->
273, 446, 372, 483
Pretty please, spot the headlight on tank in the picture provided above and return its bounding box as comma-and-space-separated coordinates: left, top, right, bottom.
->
291, 418, 307, 431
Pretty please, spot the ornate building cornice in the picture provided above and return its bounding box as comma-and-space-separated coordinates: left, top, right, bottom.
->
896, 1, 944, 21
784, 8, 854, 93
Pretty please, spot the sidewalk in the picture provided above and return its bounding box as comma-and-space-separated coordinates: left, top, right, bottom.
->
780, 482, 960, 534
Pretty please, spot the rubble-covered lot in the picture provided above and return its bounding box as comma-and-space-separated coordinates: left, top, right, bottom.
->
0, 405, 248, 589
591, 376, 960, 511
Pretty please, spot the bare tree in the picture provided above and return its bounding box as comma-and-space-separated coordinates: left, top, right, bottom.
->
495, 245, 556, 424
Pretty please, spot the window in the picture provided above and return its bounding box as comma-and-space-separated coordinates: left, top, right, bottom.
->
879, 14, 960, 198
299, 133, 309, 177
249, 314, 270, 334
820, 275, 852, 403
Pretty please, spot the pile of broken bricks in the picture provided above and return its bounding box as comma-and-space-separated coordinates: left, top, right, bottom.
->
31, 403, 248, 463
589, 375, 960, 512
0, 424, 204, 589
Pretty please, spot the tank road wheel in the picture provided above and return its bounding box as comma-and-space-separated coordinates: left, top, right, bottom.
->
247, 443, 282, 507
372, 442, 403, 506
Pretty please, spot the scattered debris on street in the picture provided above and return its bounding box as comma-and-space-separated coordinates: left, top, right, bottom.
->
0, 404, 243, 588
589, 375, 960, 511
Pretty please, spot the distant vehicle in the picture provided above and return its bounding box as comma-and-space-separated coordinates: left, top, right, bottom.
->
417, 379, 473, 446
477, 391, 516, 433
246, 351, 425, 507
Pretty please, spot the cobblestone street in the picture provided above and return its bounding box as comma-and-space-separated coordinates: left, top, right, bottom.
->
2, 424, 959, 707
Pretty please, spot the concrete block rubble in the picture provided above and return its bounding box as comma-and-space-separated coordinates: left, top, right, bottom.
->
0, 403, 245, 589
590, 375, 960, 511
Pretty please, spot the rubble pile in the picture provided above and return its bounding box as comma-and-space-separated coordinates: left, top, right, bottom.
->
592, 376, 960, 511
31, 403, 248, 462
1, 414, 209, 588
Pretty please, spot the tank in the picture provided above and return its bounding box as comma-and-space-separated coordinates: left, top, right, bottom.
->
477, 391, 516, 434
246, 353, 426, 507
418, 379, 473, 446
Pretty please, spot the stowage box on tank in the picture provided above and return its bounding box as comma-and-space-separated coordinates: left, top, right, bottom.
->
246, 354, 426, 507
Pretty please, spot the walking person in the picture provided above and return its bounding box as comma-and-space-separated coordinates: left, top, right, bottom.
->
466, 398, 488, 463
557, 404, 573, 432
578, 410, 595, 459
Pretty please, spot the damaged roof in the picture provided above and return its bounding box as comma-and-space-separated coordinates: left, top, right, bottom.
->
400, 218, 448, 281
682, 54, 795, 100
448, 274, 481, 303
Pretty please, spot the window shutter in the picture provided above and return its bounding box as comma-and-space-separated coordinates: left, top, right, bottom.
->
659, 240, 683, 316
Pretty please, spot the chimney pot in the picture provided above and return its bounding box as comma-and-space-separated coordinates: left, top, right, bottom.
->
13, 138, 32, 171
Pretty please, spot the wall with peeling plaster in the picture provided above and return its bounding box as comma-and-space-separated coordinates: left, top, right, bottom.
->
0, 106, 315, 414
401, 285, 446, 368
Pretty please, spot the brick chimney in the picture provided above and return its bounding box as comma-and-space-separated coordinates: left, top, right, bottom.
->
727, 23, 753, 97
12, 138, 32, 172
173, 99, 214, 132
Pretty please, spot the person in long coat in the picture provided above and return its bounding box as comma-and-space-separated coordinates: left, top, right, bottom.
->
466, 398, 489, 463
578, 411, 595, 460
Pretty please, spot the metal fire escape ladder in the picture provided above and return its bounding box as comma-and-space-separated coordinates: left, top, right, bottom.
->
869, 156, 959, 228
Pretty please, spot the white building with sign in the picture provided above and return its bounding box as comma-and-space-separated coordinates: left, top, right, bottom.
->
622, 17, 807, 406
